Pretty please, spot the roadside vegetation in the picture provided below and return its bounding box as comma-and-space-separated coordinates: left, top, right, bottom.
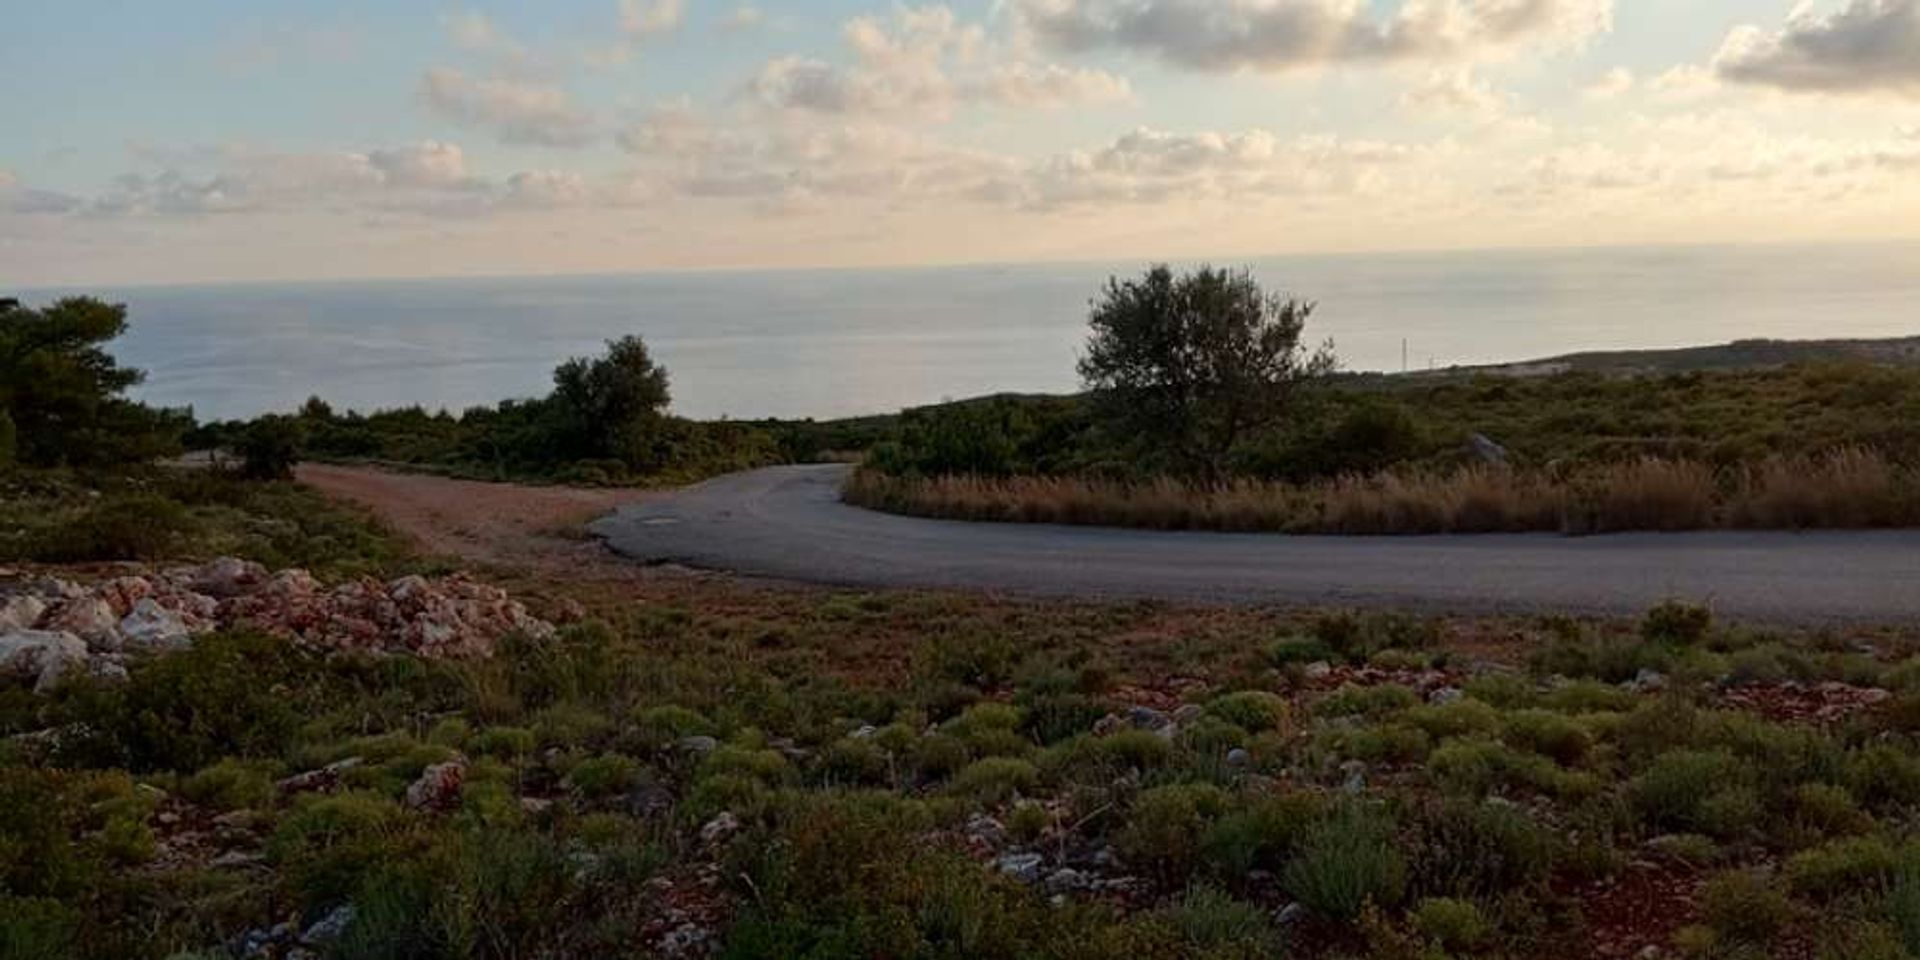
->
848, 265, 1920, 534
13, 571, 1920, 959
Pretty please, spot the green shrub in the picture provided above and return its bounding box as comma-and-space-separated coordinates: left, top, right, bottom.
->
0, 896, 81, 960
1406, 698, 1502, 740
1117, 784, 1227, 883
1786, 837, 1900, 900
565, 754, 640, 799
1643, 600, 1713, 645
1267, 636, 1334, 667
56, 632, 308, 773
816, 738, 892, 787
31, 492, 198, 562
1314, 683, 1419, 719
178, 758, 278, 812
631, 705, 715, 750
1701, 870, 1792, 944
1503, 709, 1594, 765
1790, 783, 1872, 840
1283, 803, 1407, 921
1412, 897, 1489, 951
1540, 679, 1637, 714
910, 734, 972, 783
268, 791, 409, 908
471, 726, 537, 761
1205, 691, 1289, 732
1159, 886, 1280, 959
1202, 792, 1321, 880
1632, 750, 1760, 838
1408, 798, 1555, 899
947, 757, 1039, 803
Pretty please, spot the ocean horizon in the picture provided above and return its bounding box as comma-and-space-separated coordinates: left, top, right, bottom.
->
20, 239, 1920, 423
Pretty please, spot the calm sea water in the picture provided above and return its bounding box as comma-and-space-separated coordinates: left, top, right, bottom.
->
29, 241, 1920, 422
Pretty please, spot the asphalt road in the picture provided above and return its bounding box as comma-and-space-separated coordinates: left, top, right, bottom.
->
591, 464, 1920, 622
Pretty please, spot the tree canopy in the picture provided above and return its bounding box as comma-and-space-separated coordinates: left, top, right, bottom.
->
0, 296, 184, 468
1078, 265, 1335, 481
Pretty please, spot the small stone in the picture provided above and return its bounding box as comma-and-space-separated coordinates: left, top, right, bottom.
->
1628, 669, 1667, 693
700, 811, 741, 845
1171, 704, 1204, 725
404, 759, 467, 811
1303, 662, 1333, 681
1125, 706, 1173, 732
1339, 760, 1368, 794
997, 851, 1045, 884
1428, 686, 1464, 705
520, 796, 555, 816
849, 724, 878, 740
675, 735, 719, 755
301, 904, 356, 944
191, 557, 271, 598
1226, 748, 1252, 768
965, 813, 1008, 847
210, 850, 267, 870
277, 757, 363, 794
0, 594, 48, 632
1044, 867, 1088, 894
1276, 902, 1308, 925
0, 629, 89, 692
46, 597, 121, 651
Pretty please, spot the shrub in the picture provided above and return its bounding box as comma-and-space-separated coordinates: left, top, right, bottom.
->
1412, 897, 1489, 952
1283, 803, 1407, 921
632, 705, 716, 749
30, 492, 198, 562
1503, 709, 1594, 765
178, 758, 278, 812
471, 726, 537, 761
1701, 870, 1793, 944
947, 757, 1039, 803
816, 738, 892, 787
1202, 792, 1321, 880
565, 754, 640, 800
1117, 784, 1227, 883
56, 632, 308, 773
1205, 691, 1289, 733
910, 734, 972, 783
1786, 837, 1899, 900
1408, 798, 1555, 899
1632, 750, 1760, 838
1266, 636, 1335, 667
1314, 683, 1420, 719
1642, 600, 1713, 646
1406, 699, 1502, 741
1158, 886, 1280, 959
268, 791, 409, 908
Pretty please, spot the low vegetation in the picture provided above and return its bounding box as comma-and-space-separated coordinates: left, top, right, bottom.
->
10, 568, 1920, 958
851, 265, 1920, 534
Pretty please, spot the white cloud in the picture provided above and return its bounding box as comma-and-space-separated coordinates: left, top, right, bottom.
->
1714, 0, 1920, 97
368, 141, 473, 188
421, 68, 597, 147
1582, 66, 1634, 100
620, 0, 685, 36
1403, 68, 1507, 116
504, 170, 592, 207
747, 5, 1131, 116
724, 6, 767, 31
1648, 64, 1718, 101
0, 171, 85, 215
1012, 0, 1613, 73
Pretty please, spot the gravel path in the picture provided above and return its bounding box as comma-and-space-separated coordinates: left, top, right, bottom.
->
592, 464, 1920, 623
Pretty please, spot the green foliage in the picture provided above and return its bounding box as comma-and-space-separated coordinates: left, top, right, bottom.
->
237, 415, 305, 480
564, 754, 640, 799
1412, 897, 1489, 952
0, 297, 184, 468
1205, 691, 1289, 733
1631, 750, 1761, 838
268, 791, 409, 909
1283, 802, 1407, 921
1408, 799, 1555, 899
54, 632, 311, 773
1157, 886, 1280, 960
1116, 784, 1228, 883
1643, 600, 1714, 645
1786, 837, 1900, 900
947, 757, 1039, 803
1701, 870, 1793, 944
26, 491, 198, 562
1078, 264, 1335, 481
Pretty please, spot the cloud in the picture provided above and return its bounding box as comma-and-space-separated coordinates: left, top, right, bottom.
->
746, 6, 1131, 116
421, 68, 597, 147
723, 6, 767, 31
0, 171, 85, 215
367, 141, 474, 188
1011, 0, 1613, 73
1582, 66, 1633, 100
1714, 0, 1920, 96
620, 0, 685, 36
1012, 126, 1424, 209
503, 170, 592, 207
1403, 68, 1508, 116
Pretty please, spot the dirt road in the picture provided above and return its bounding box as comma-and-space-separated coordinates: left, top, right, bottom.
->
296, 463, 655, 575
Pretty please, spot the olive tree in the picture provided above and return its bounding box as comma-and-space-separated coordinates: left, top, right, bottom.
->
548, 335, 672, 466
1077, 265, 1334, 482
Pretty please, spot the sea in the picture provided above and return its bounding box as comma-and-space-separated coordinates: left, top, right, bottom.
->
22, 240, 1920, 423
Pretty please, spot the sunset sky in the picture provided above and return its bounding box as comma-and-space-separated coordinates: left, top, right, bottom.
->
5, 0, 1920, 286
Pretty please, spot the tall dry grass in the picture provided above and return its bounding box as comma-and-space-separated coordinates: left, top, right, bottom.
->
844, 448, 1920, 535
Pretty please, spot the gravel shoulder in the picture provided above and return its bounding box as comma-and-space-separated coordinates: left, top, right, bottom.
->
295, 464, 657, 576
592, 464, 1920, 623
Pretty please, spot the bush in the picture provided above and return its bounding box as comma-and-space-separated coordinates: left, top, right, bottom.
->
1283, 803, 1407, 921
56, 632, 309, 773
268, 791, 409, 908
1643, 600, 1713, 645
947, 757, 1039, 803
1117, 784, 1227, 883
1159, 886, 1280, 959
30, 492, 198, 562
565, 754, 640, 800
179, 758, 278, 812
1408, 798, 1555, 899
1202, 792, 1321, 880
1412, 897, 1489, 952
1632, 750, 1760, 838
1701, 870, 1793, 944
1205, 691, 1289, 733
1786, 837, 1900, 900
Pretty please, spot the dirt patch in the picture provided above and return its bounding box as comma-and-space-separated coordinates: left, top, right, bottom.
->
295, 464, 657, 577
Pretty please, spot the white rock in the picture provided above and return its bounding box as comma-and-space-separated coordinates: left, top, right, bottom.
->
119, 598, 192, 651
0, 629, 89, 691
191, 557, 270, 597
47, 597, 122, 651
0, 594, 48, 632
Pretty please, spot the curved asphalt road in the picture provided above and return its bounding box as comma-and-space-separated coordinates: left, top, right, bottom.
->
591, 464, 1920, 623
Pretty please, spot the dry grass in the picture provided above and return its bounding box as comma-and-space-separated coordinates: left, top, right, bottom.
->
845, 448, 1920, 535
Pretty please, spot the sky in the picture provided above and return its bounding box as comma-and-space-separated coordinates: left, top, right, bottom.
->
4, 0, 1920, 286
